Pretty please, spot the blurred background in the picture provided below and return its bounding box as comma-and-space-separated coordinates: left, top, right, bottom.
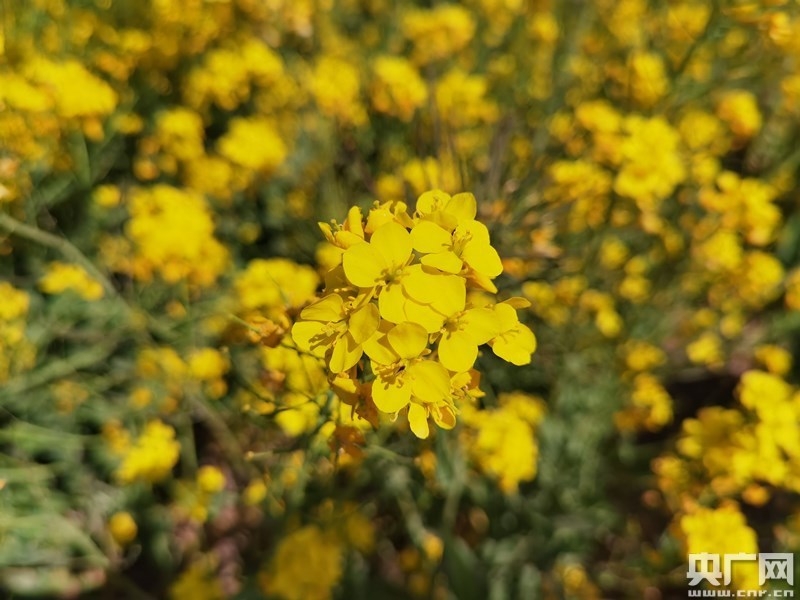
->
1, 0, 800, 598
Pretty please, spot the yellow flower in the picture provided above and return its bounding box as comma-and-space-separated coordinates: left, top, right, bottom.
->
754, 345, 792, 376
488, 302, 537, 366
197, 465, 225, 494
39, 261, 104, 301
108, 512, 137, 545
460, 392, 546, 493
681, 504, 759, 590
309, 55, 367, 126
402, 5, 476, 64
292, 294, 380, 373
235, 258, 320, 318
717, 90, 762, 140
217, 116, 286, 173
188, 348, 229, 381
116, 420, 180, 484
410, 209, 504, 292
686, 331, 723, 367
124, 185, 229, 286
365, 321, 454, 438
262, 526, 343, 600
371, 56, 427, 121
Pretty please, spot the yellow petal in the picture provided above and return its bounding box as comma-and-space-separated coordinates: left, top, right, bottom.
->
461, 307, 499, 345
335, 230, 367, 249
429, 274, 466, 317
461, 241, 503, 278
372, 372, 411, 413
343, 242, 388, 287
371, 221, 412, 272
432, 405, 456, 430
490, 325, 537, 366
402, 265, 439, 304
455, 220, 490, 245
405, 299, 447, 333
291, 321, 333, 358
438, 330, 478, 372
407, 403, 430, 439
468, 270, 498, 293
329, 331, 363, 373
416, 190, 450, 215
445, 192, 477, 224
421, 251, 463, 274
494, 303, 520, 332
409, 360, 450, 403
410, 221, 452, 254
300, 294, 345, 322
348, 302, 380, 344
363, 325, 400, 365
365, 207, 394, 234
378, 281, 408, 324
387, 322, 428, 359
502, 297, 531, 309
345, 205, 364, 238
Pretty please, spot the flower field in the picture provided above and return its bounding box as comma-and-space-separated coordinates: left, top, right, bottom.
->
2, 0, 800, 598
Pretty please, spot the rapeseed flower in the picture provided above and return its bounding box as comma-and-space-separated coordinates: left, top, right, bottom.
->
292, 191, 536, 437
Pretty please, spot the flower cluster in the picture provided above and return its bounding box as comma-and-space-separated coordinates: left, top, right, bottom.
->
292, 191, 536, 439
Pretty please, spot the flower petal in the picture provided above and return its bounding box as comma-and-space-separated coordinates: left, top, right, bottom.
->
432, 405, 456, 430
429, 274, 466, 317
348, 302, 380, 344
363, 324, 400, 365
421, 251, 463, 274
387, 321, 428, 359
402, 265, 439, 304
372, 372, 411, 413
461, 241, 503, 278
343, 242, 388, 288
445, 192, 477, 224
490, 325, 537, 366
378, 281, 408, 324
407, 403, 430, 439
329, 331, 363, 373
291, 320, 333, 358
461, 307, 499, 345
494, 303, 520, 332
300, 294, 345, 322
438, 330, 478, 372
416, 190, 450, 215
371, 221, 412, 272
410, 221, 452, 254
405, 299, 446, 333
409, 360, 450, 403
